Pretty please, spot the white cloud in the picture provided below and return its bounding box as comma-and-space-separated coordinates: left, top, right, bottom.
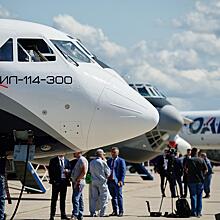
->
53, 14, 126, 59
171, 31, 220, 56
171, 18, 182, 28
168, 97, 193, 111
167, 1, 220, 34
156, 49, 199, 69
178, 69, 207, 82
0, 5, 11, 18
126, 62, 181, 91
52, 1, 220, 111
173, 1, 220, 35
0, 3, 219, 111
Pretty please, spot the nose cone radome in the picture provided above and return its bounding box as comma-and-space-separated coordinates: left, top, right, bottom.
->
86, 80, 159, 148
158, 105, 184, 133
175, 136, 191, 155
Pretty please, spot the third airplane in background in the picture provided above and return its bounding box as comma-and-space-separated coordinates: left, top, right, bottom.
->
180, 110, 220, 163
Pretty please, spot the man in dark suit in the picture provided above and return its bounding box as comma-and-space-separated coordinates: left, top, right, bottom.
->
107, 147, 126, 217
182, 148, 191, 198
174, 155, 184, 197
154, 149, 169, 197
49, 154, 71, 220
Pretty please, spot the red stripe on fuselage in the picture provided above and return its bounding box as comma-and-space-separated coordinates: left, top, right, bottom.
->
0, 84, 8, 88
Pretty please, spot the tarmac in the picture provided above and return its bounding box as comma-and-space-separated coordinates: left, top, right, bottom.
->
5, 167, 220, 220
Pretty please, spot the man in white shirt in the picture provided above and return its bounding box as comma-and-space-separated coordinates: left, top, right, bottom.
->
71, 152, 88, 220
48, 154, 71, 220
89, 149, 110, 217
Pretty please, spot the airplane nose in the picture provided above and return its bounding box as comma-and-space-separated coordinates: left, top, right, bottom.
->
175, 135, 191, 155
158, 105, 184, 133
86, 81, 159, 148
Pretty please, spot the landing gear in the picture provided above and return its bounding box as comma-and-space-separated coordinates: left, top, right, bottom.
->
129, 163, 154, 180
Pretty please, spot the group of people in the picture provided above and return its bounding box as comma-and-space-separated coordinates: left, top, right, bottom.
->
0, 142, 214, 220
155, 146, 213, 217
48, 147, 126, 220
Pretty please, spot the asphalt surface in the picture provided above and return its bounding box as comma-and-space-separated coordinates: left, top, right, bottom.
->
5, 167, 220, 220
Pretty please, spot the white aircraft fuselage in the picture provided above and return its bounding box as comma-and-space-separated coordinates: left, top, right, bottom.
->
0, 19, 159, 154
180, 111, 220, 150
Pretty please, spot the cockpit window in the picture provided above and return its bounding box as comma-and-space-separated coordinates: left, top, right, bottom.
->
51, 40, 91, 64
149, 88, 157, 96
17, 39, 56, 62
0, 38, 13, 61
67, 37, 112, 69
76, 40, 92, 57
93, 57, 111, 68
137, 87, 150, 97
154, 87, 166, 97
130, 84, 167, 98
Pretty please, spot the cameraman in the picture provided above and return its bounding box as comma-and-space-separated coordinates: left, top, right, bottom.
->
0, 136, 7, 220
166, 148, 183, 198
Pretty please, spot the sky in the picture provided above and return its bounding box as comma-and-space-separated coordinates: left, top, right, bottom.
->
1, 0, 220, 111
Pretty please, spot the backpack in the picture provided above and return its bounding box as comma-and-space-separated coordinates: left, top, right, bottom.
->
176, 198, 191, 218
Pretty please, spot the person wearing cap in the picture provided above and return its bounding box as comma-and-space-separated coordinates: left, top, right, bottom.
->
71, 152, 88, 220
89, 149, 111, 217
107, 147, 126, 217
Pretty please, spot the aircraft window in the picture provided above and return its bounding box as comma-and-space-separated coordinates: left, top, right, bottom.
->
130, 85, 136, 90
137, 87, 150, 97
129, 84, 136, 90
154, 88, 166, 98
67, 35, 74, 39
93, 57, 111, 68
152, 88, 161, 97
17, 39, 56, 62
0, 38, 13, 61
149, 88, 157, 96
76, 41, 92, 56
75, 41, 111, 68
51, 40, 91, 64
18, 43, 30, 62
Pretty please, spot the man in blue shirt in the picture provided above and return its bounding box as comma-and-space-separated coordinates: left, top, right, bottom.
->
107, 147, 126, 217
185, 148, 207, 217
200, 153, 213, 198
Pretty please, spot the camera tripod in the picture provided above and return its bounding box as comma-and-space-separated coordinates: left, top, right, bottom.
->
159, 177, 179, 217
